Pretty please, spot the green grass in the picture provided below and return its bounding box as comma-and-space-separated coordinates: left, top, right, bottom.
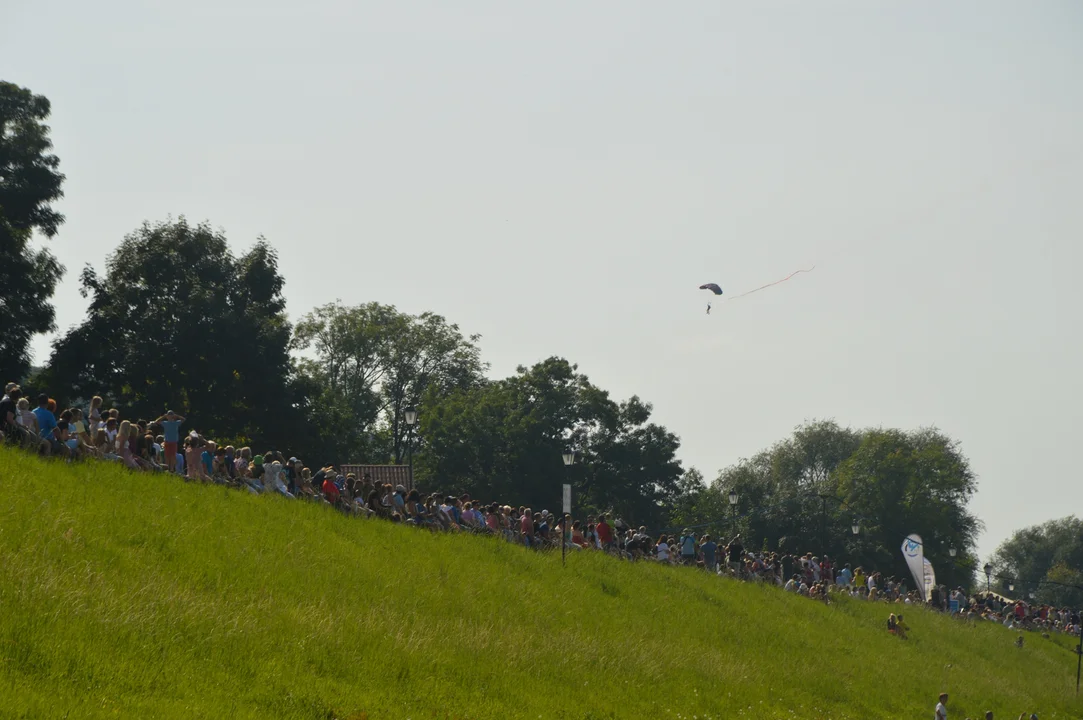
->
0, 447, 1078, 719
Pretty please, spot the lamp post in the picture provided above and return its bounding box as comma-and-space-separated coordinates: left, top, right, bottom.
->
728, 489, 738, 537
983, 563, 993, 593
851, 520, 860, 536
404, 407, 418, 491
949, 546, 957, 558
561, 451, 575, 567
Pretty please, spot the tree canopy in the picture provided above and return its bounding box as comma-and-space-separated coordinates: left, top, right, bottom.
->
44, 217, 300, 449
415, 357, 684, 527
990, 516, 1083, 607
0, 81, 65, 382
668, 420, 982, 588
292, 301, 486, 465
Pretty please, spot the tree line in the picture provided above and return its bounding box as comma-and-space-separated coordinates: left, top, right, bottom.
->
3, 79, 1076, 595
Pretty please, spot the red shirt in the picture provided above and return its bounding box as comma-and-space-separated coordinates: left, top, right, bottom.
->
596, 521, 612, 544
321, 478, 340, 502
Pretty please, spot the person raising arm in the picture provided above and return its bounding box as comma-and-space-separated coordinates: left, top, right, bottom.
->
154, 411, 186, 473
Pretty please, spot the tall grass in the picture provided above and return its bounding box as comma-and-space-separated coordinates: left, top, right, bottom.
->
0, 447, 1078, 719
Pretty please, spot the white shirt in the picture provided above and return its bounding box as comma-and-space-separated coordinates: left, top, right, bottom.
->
935, 701, 947, 720
656, 542, 669, 561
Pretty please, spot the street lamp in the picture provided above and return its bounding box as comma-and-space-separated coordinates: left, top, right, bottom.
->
949, 546, 957, 558
1008, 582, 1015, 593
851, 519, 860, 536
561, 450, 574, 567
728, 489, 738, 536
983, 563, 993, 592
404, 407, 418, 491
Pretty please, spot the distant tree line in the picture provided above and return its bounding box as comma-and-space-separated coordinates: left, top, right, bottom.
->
4, 79, 1077, 593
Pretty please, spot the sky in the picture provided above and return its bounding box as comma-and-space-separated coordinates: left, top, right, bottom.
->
4, 1, 1081, 563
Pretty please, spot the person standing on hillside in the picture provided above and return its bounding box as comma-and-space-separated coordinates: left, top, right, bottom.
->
154, 410, 185, 473
935, 692, 949, 720
679, 529, 696, 565
700, 535, 718, 572
596, 514, 613, 551
727, 534, 744, 577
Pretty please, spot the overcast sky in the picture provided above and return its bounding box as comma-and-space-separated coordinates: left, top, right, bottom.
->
4, 0, 1081, 562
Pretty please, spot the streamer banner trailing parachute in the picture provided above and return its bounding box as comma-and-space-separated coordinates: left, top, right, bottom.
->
726, 266, 815, 301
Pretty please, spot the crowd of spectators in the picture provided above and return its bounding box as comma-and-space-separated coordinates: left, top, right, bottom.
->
2, 382, 1079, 647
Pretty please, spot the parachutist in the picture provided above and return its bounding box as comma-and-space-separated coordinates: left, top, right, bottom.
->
706, 303, 711, 315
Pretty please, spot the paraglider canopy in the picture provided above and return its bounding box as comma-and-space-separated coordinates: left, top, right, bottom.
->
699, 283, 723, 295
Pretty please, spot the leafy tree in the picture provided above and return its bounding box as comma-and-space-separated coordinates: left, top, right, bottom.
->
677, 421, 981, 587
702, 421, 862, 554
990, 516, 1083, 606
0, 81, 65, 382
44, 218, 300, 450
416, 357, 683, 526
665, 468, 708, 532
293, 301, 485, 465
834, 427, 981, 588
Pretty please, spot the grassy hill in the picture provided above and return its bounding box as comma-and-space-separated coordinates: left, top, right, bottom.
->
0, 448, 1078, 719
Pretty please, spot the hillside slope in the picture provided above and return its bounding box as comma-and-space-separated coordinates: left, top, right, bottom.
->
0, 448, 1078, 719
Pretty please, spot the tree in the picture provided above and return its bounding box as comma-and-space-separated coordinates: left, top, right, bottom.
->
661, 468, 712, 534
0, 81, 65, 382
703, 420, 863, 555
674, 421, 982, 587
416, 357, 683, 526
44, 218, 300, 451
990, 516, 1083, 606
834, 427, 982, 588
292, 301, 485, 465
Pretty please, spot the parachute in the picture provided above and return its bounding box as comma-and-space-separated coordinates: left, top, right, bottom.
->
699, 283, 722, 314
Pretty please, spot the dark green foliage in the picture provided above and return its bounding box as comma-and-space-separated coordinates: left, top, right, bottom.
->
292, 301, 486, 465
991, 516, 1083, 606
0, 81, 65, 382
672, 420, 982, 587
416, 357, 683, 526
44, 217, 300, 451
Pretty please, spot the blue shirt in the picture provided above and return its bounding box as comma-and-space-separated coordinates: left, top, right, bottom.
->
160, 420, 182, 443
33, 407, 57, 436
681, 536, 696, 556
201, 450, 214, 475
701, 541, 718, 564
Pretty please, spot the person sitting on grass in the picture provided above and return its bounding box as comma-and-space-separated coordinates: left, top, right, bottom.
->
2, 388, 47, 454
295, 468, 316, 499
264, 460, 294, 498
95, 429, 116, 460
185, 434, 207, 482
32, 394, 58, 456
50, 419, 73, 460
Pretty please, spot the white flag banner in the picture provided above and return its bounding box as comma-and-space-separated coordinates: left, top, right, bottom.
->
901, 533, 927, 601
923, 557, 937, 603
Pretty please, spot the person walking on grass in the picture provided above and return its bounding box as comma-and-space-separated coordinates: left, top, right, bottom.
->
935, 692, 949, 720
154, 410, 185, 473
